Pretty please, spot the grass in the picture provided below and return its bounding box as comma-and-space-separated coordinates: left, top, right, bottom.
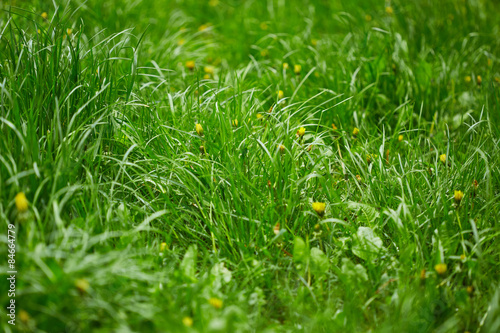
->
1, 0, 500, 332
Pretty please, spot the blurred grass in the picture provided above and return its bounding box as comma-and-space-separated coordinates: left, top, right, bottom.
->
1, 0, 500, 332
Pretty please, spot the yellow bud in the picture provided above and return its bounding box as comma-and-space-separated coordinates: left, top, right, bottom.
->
15, 192, 28, 213
439, 154, 446, 164
434, 263, 447, 275
283, 63, 289, 70
385, 6, 394, 15
352, 127, 359, 136
277, 90, 284, 99
186, 60, 195, 70
208, 297, 223, 309
454, 190, 464, 203
41, 12, 48, 20
398, 135, 403, 142
195, 123, 204, 136
160, 242, 167, 252
182, 316, 193, 327
294, 64, 302, 74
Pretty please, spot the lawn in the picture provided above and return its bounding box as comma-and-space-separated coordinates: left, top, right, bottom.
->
1, 0, 500, 332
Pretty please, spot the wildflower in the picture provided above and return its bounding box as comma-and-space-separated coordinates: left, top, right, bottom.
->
332, 123, 338, 130
209, 0, 219, 6
277, 90, 284, 99
454, 190, 464, 204
41, 12, 48, 20
465, 76, 471, 83
352, 127, 359, 136
385, 6, 394, 15
195, 123, 204, 136
297, 127, 306, 137
203, 74, 210, 79
183, 316, 194, 327
204, 66, 214, 75
178, 39, 185, 46
477, 75, 482, 85
356, 175, 361, 181
186, 60, 195, 70
312, 202, 326, 217
294, 64, 302, 75
273, 222, 280, 235
198, 24, 210, 32
75, 278, 90, 293
398, 134, 403, 142
256, 113, 263, 120
460, 254, 466, 261
19, 310, 30, 323
434, 263, 447, 275
15, 192, 28, 213
232, 119, 238, 127
260, 22, 268, 30
283, 63, 289, 70
278, 144, 285, 153
67, 28, 72, 36
160, 242, 167, 252
439, 154, 446, 164
311, 39, 318, 47
208, 297, 223, 309
314, 223, 320, 231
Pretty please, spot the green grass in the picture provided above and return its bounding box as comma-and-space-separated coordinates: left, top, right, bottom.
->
1, 0, 500, 332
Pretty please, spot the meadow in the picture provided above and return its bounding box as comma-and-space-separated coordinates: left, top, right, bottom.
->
1, 0, 500, 332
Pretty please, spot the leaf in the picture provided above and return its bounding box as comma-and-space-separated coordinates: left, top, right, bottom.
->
347, 201, 380, 225
310, 247, 329, 276
180, 244, 197, 282
293, 236, 309, 263
340, 258, 368, 283
352, 227, 385, 261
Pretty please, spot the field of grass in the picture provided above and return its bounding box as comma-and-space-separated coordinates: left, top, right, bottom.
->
1, 0, 500, 332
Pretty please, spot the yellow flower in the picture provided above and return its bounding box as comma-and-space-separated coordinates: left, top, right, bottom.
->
294, 64, 302, 75
209, 0, 219, 7
385, 6, 394, 15
232, 119, 238, 127
75, 278, 90, 293
15, 192, 28, 212
312, 202, 326, 217
297, 127, 306, 137
439, 154, 446, 164
186, 60, 195, 70
177, 39, 185, 46
477, 75, 482, 85
198, 24, 210, 32
311, 39, 318, 47
41, 12, 48, 20
398, 134, 403, 142
434, 263, 447, 275
204, 66, 214, 75
183, 316, 194, 327
278, 144, 285, 153
195, 123, 204, 136
283, 63, 289, 70
277, 90, 284, 99
256, 113, 263, 120
67, 28, 72, 36
356, 175, 361, 181
332, 123, 338, 130
460, 254, 466, 261
19, 310, 30, 323
464, 76, 471, 83
466, 286, 474, 294
352, 127, 359, 136
454, 190, 464, 203
160, 242, 167, 252
260, 22, 268, 30
208, 297, 223, 309
203, 74, 210, 80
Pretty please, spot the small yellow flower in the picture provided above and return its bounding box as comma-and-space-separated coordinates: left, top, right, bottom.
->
439, 154, 446, 164
312, 202, 326, 217
15, 192, 28, 212
385, 6, 394, 15
454, 190, 464, 203
203, 74, 210, 80
277, 90, 284, 99
465, 76, 471, 83
186, 60, 195, 70
232, 119, 238, 127
256, 113, 263, 120
41, 12, 48, 20
278, 144, 285, 153
352, 127, 359, 136
477, 75, 482, 85
460, 254, 466, 261
204, 66, 214, 75
294, 64, 302, 75
195, 123, 204, 136
356, 175, 361, 181
37, 29, 41, 34
283, 63, 289, 70
260, 22, 268, 30
67, 28, 72, 36
434, 263, 447, 275
75, 278, 90, 293
208, 297, 223, 309
209, 0, 219, 7
177, 39, 185, 46
398, 134, 403, 142
311, 39, 318, 47
198, 24, 210, 32
160, 242, 167, 252
332, 123, 338, 130
297, 127, 306, 137
19, 310, 30, 323
183, 316, 194, 327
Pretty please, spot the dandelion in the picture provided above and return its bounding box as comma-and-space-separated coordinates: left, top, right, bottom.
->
454, 190, 464, 204
294, 64, 302, 75
277, 90, 284, 99
477, 75, 482, 85
352, 127, 359, 136
186, 60, 195, 70
260, 22, 268, 30
312, 202, 326, 217
311, 39, 318, 47
434, 263, 447, 275
183, 316, 194, 327
232, 119, 238, 127
195, 123, 204, 136
439, 154, 446, 164
15, 192, 28, 213
256, 113, 263, 120
297, 127, 305, 137
41, 12, 48, 20
283, 63, 289, 70
356, 175, 361, 181
398, 134, 403, 142
198, 24, 210, 32
273, 222, 280, 235
278, 144, 285, 153
465, 76, 472, 83
203, 74, 210, 80
385, 6, 394, 15
208, 297, 223, 309
75, 278, 90, 293
160, 242, 167, 252
332, 123, 338, 130
67, 28, 72, 36
204, 66, 214, 75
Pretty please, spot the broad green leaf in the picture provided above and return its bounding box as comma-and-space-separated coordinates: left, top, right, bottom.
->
293, 236, 309, 263
310, 247, 329, 276
180, 244, 197, 282
352, 226, 385, 261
